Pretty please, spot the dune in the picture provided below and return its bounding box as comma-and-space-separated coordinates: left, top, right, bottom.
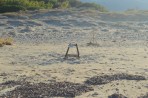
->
0, 9, 148, 97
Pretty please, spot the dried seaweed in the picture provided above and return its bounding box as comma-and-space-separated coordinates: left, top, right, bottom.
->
1, 81, 93, 98
85, 73, 146, 85
108, 93, 127, 98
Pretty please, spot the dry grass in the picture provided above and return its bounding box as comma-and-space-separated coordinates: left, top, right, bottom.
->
0, 37, 13, 47
0, 38, 4, 47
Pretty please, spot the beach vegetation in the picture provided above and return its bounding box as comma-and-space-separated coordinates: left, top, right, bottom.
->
0, 0, 108, 13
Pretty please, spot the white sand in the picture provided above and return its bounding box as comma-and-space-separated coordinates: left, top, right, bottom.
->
0, 43, 148, 97
0, 10, 148, 97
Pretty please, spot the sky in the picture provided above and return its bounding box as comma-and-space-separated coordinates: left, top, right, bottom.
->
80, 0, 148, 11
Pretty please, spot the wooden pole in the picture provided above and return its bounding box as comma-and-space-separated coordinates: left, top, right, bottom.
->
76, 44, 80, 58
64, 44, 80, 59
65, 47, 69, 59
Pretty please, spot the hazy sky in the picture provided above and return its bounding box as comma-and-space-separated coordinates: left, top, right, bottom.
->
81, 0, 148, 11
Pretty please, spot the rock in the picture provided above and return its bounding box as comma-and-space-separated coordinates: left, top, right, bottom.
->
8, 32, 16, 37
101, 29, 109, 32
20, 27, 35, 33
6, 27, 14, 29
92, 92, 99, 97
138, 93, 148, 98
18, 16, 29, 19
0, 15, 8, 19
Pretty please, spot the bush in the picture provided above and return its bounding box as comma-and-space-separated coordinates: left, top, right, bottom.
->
0, 38, 4, 47
60, 1, 69, 9
0, 0, 108, 13
0, 37, 13, 47
4, 38, 13, 45
45, 3, 53, 9
27, 6, 40, 10
0, 5, 25, 13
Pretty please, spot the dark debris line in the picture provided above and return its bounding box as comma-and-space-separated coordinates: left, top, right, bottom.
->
1, 81, 94, 98
85, 73, 146, 85
108, 93, 127, 98
1, 80, 28, 86
0, 73, 147, 98
138, 93, 148, 98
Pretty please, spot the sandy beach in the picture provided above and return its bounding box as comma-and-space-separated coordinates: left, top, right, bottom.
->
0, 9, 148, 98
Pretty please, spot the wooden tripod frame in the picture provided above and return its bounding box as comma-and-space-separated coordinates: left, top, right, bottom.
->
64, 43, 80, 59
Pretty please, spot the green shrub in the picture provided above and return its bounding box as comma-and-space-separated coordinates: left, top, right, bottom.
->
0, 5, 25, 13
27, 6, 40, 10
60, 1, 69, 9
45, 3, 53, 9
0, 0, 108, 13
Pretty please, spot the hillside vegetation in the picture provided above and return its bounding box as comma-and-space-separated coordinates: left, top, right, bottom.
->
0, 0, 108, 13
